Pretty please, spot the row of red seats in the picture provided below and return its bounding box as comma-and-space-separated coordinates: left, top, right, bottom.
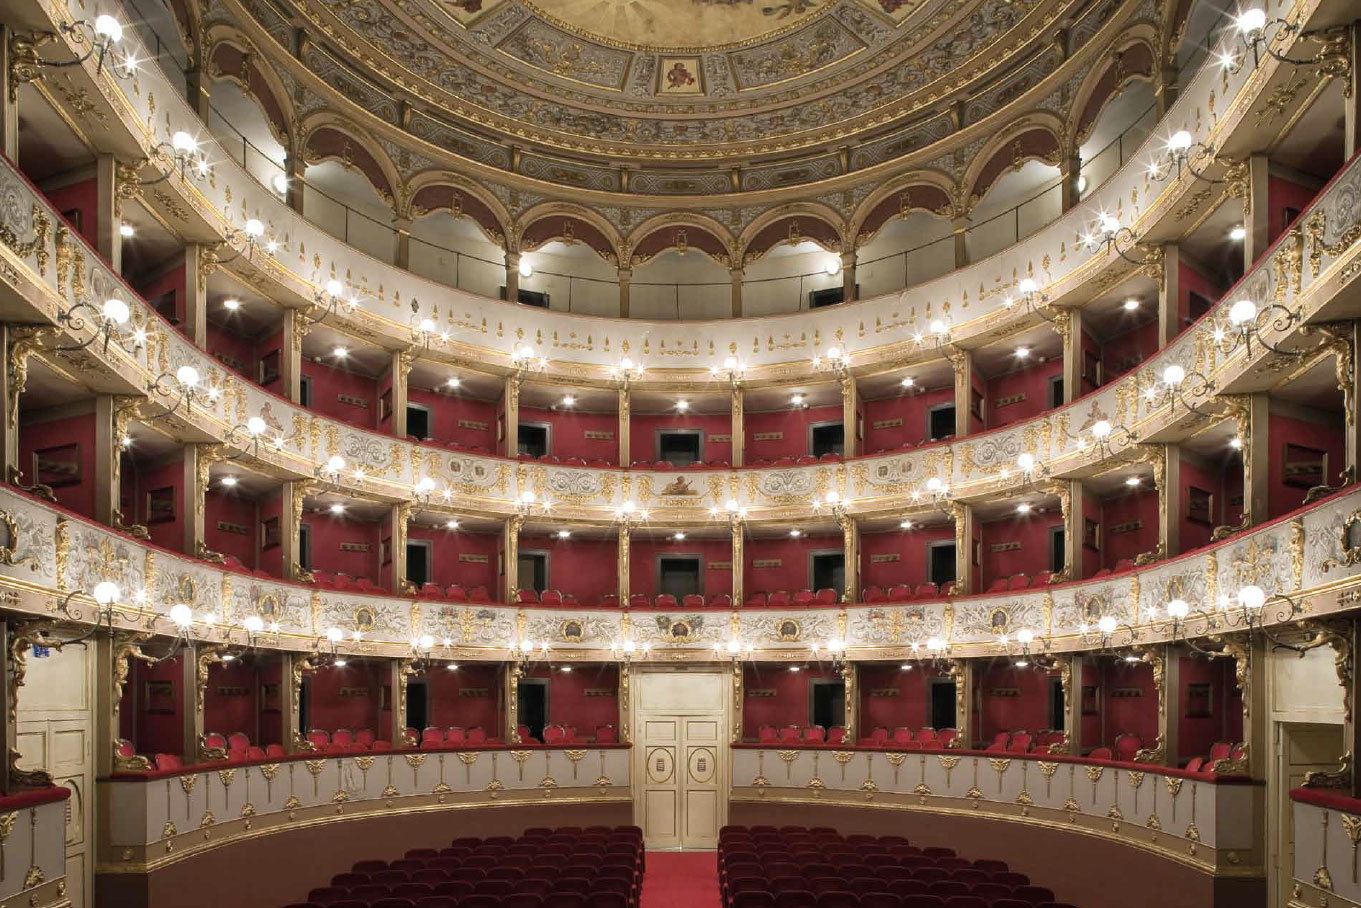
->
629, 459, 732, 470
983, 573, 1054, 593
744, 589, 841, 608
861, 583, 957, 603
518, 454, 615, 468
413, 583, 497, 603
115, 738, 291, 772
288, 826, 643, 908
720, 826, 1072, 908
757, 726, 848, 745
516, 590, 740, 609
858, 728, 959, 748
747, 454, 843, 466
1186, 741, 1246, 772
980, 731, 1068, 755
509, 724, 618, 745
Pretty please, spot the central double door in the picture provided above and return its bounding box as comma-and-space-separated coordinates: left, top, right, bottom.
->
631, 669, 730, 849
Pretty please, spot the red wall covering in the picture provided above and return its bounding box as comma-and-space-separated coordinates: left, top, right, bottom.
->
19, 410, 98, 520
985, 357, 1061, 429
1096, 659, 1158, 749
306, 659, 391, 739
1177, 262, 1223, 336
423, 663, 502, 733
1102, 317, 1160, 382
1099, 488, 1159, 570
1267, 174, 1321, 246
300, 358, 378, 429
1176, 655, 1243, 765
745, 533, 841, 594
258, 492, 283, 578
519, 534, 617, 605
523, 664, 620, 735
205, 319, 261, 383
204, 488, 258, 568
125, 455, 185, 554
977, 661, 1057, 743
862, 386, 955, 452
120, 656, 187, 757
859, 525, 955, 590
304, 511, 381, 581
42, 179, 98, 248
977, 512, 1063, 589
745, 404, 840, 462
257, 329, 285, 398
412, 389, 499, 451
203, 657, 260, 741
1181, 456, 1230, 554
407, 526, 499, 592
518, 405, 619, 462
630, 412, 732, 465
138, 266, 187, 334
628, 536, 732, 599
1268, 411, 1344, 520
740, 663, 840, 739
858, 664, 952, 737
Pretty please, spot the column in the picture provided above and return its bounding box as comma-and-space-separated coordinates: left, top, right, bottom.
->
391, 661, 411, 746
505, 252, 521, 304
1160, 444, 1181, 559
96, 154, 123, 273
505, 662, 523, 743
390, 503, 410, 595
1239, 636, 1268, 780
1244, 393, 1270, 526
618, 267, 632, 318
179, 644, 201, 763
1158, 646, 1180, 767
388, 350, 410, 438
951, 215, 969, 269
184, 66, 211, 121
92, 634, 115, 781
1347, 324, 1361, 480
619, 661, 632, 744
840, 371, 857, 458
617, 388, 630, 467
841, 662, 857, 741
284, 149, 305, 214
0, 27, 19, 162
281, 308, 307, 404
730, 660, 743, 744
730, 268, 744, 318
1062, 654, 1083, 754
952, 659, 974, 743
0, 327, 14, 481
279, 652, 301, 753
503, 516, 523, 604
1347, 24, 1360, 159
1347, 620, 1361, 798
93, 396, 120, 526
840, 250, 857, 303
840, 516, 859, 603
731, 524, 744, 607
393, 217, 413, 270
183, 245, 210, 347
1157, 242, 1182, 347
1060, 152, 1082, 212
504, 376, 521, 459
1063, 479, 1083, 582
617, 525, 630, 603
731, 387, 744, 468
953, 503, 974, 595
185, 444, 218, 558
1244, 154, 1270, 270
281, 480, 306, 581
951, 350, 973, 438
1154, 65, 1179, 117
1060, 308, 1083, 405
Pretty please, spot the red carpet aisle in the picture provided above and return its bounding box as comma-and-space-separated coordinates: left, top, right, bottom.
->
641, 851, 722, 908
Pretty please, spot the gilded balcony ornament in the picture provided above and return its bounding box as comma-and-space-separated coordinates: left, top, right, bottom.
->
0, 204, 51, 276
1341, 813, 1361, 883
965, 786, 984, 807
161, 821, 177, 840
485, 779, 505, 800
1165, 776, 1183, 797
284, 796, 301, 811
806, 777, 826, 798
860, 779, 879, 801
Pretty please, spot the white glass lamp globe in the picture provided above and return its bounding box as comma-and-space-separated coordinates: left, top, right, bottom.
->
244, 218, 264, 238
1168, 130, 1193, 152
1018, 278, 1038, 295
1099, 215, 1120, 235
1236, 8, 1267, 33
1166, 599, 1190, 619
325, 279, 344, 296
1091, 420, 1112, 439
1229, 299, 1257, 325
243, 615, 265, 633
1016, 629, 1035, 645
102, 298, 130, 324
246, 416, 267, 435
169, 603, 193, 626
1097, 615, 1117, 635
171, 131, 196, 153
1162, 364, 1186, 386
418, 634, 435, 650
94, 14, 123, 41
326, 627, 344, 643
929, 319, 948, 336
1017, 452, 1035, 472
1239, 585, 1266, 610
92, 581, 119, 605
175, 365, 200, 387
325, 455, 345, 473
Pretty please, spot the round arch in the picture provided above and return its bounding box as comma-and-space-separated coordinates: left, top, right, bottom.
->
516, 203, 623, 265
625, 213, 736, 268
738, 204, 846, 266
850, 171, 958, 247
405, 171, 511, 248
204, 27, 297, 152
961, 115, 1065, 210
1069, 33, 1158, 151
299, 113, 403, 209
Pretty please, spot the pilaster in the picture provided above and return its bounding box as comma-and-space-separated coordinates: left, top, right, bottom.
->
1157, 242, 1182, 347
731, 387, 744, 468
1160, 443, 1181, 558
504, 376, 521, 458
618, 388, 630, 467
1245, 393, 1270, 526
504, 516, 523, 604
951, 216, 969, 268
505, 253, 521, 304
953, 503, 974, 595
389, 350, 411, 438
1060, 308, 1083, 405
1347, 23, 1360, 160
1059, 152, 1082, 212
179, 644, 200, 764
0, 27, 19, 162
618, 267, 632, 318
281, 480, 306, 581
617, 525, 630, 603
840, 250, 856, 303
183, 244, 210, 347
731, 523, 744, 606
93, 395, 120, 526
730, 268, 744, 318
839, 372, 857, 457
1063, 479, 1083, 581
95, 154, 122, 273
281, 308, 307, 404
1245, 154, 1270, 270
952, 350, 973, 438
952, 659, 974, 743
390, 503, 411, 595
393, 217, 413, 270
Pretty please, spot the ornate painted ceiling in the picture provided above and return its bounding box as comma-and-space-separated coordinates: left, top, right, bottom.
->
239, 0, 1101, 156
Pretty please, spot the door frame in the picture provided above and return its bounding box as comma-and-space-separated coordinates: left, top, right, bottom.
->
629, 666, 732, 849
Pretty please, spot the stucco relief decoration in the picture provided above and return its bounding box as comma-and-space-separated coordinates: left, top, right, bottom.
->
752, 469, 818, 504
854, 606, 947, 646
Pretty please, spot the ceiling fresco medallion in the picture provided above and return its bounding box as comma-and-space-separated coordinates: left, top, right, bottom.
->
520, 0, 830, 51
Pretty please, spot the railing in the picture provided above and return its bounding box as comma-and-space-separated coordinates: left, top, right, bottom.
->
113, 0, 1191, 316
104, 746, 631, 862
1292, 789, 1361, 905
0, 788, 70, 905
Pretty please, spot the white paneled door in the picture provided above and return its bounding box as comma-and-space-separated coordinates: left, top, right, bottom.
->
632, 670, 729, 849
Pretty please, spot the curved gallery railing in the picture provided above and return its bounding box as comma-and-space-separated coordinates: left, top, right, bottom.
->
1292, 789, 1361, 907
0, 477, 1356, 658
2, 141, 1359, 526
104, 745, 631, 868
0, 787, 72, 908
18, 0, 1326, 375
730, 745, 1257, 874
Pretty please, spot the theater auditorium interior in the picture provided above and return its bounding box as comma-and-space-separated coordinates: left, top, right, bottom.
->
0, 0, 1357, 905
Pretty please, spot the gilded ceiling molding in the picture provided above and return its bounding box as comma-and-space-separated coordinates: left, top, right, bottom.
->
514, 202, 625, 264
961, 115, 1066, 210
849, 172, 957, 247
299, 112, 404, 207
204, 26, 298, 152
1068, 33, 1158, 150
625, 213, 737, 269
402, 171, 512, 246
738, 204, 848, 265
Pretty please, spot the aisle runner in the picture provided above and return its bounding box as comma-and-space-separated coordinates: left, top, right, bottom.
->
641, 851, 722, 908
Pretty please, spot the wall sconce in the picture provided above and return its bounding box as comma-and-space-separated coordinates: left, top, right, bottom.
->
306, 279, 359, 327
1142, 362, 1217, 416
226, 416, 287, 459
610, 637, 652, 664
711, 355, 744, 388
713, 635, 753, 663
813, 345, 851, 374
54, 297, 132, 354
614, 500, 649, 525
1082, 213, 1164, 266
1002, 277, 1064, 325
512, 344, 548, 377
1220, 8, 1349, 74
610, 356, 643, 387
812, 490, 849, 519
710, 498, 748, 526
1220, 297, 1305, 358
146, 364, 217, 415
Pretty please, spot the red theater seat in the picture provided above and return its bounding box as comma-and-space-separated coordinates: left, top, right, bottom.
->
708, 593, 733, 608
517, 589, 540, 604
1088, 746, 1113, 759
1008, 573, 1030, 590
655, 594, 678, 609
987, 578, 1009, 592
827, 726, 847, 745
596, 725, 618, 743
758, 726, 778, 743
862, 586, 886, 602
540, 589, 563, 605
445, 585, 468, 602
914, 583, 938, 598
792, 590, 815, 606
1114, 733, 1142, 761
767, 591, 791, 607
